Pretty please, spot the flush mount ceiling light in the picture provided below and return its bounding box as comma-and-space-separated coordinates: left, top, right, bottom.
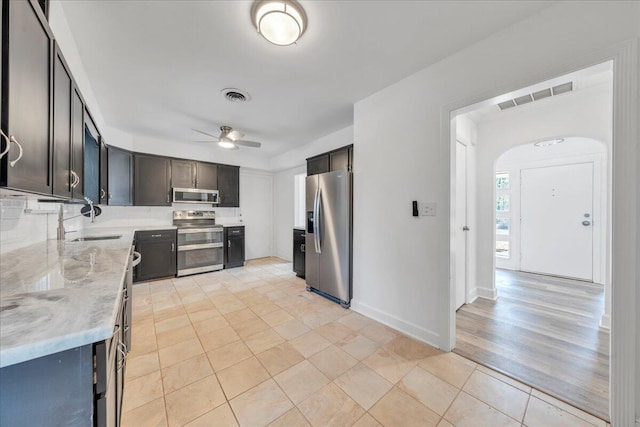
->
534, 138, 565, 147
251, 0, 307, 46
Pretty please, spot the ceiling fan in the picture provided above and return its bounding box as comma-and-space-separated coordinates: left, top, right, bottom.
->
192, 126, 262, 150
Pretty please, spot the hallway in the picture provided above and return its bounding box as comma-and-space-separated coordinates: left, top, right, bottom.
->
455, 269, 609, 421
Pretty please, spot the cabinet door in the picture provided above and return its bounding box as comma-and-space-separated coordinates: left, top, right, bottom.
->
108, 147, 133, 206
306, 154, 329, 176
217, 164, 239, 207
83, 122, 100, 203
52, 45, 72, 198
99, 140, 108, 204
70, 87, 84, 199
293, 230, 305, 277
196, 162, 217, 189
171, 159, 195, 188
134, 238, 177, 281
329, 147, 351, 172
2, 0, 53, 194
134, 155, 171, 206
225, 227, 245, 268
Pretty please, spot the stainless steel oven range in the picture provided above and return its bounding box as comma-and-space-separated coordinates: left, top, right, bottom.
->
173, 210, 224, 276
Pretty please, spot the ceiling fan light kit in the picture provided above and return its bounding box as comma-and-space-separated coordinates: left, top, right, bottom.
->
192, 126, 262, 150
251, 0, 307, 46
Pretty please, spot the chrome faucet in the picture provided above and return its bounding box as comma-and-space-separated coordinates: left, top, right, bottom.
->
56, 198, 97, 241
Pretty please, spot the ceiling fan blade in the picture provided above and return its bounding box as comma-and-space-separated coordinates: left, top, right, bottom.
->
227, 129, 244, 141
192, 128, 220, 139
234, 140, 261, 148
194, 140, 215, 143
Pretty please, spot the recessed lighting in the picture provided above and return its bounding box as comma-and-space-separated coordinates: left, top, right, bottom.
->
534, 138, 565, 147
251, 0, 307, 46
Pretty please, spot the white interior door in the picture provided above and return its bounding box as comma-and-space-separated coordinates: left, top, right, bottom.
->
520, 162, 593, 281
455, 141, 467, 310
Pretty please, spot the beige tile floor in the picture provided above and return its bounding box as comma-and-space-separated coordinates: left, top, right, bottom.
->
122, 257, 609, 427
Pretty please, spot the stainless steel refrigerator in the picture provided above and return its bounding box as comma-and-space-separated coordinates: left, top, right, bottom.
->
305, 170, 352, 308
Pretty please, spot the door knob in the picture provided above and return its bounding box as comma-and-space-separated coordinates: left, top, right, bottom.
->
582, 220, 591, 226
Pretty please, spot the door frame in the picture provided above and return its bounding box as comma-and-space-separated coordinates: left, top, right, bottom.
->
443, 40, 638, 424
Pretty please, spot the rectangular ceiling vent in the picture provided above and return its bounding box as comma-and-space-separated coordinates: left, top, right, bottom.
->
498, 81, 573, 111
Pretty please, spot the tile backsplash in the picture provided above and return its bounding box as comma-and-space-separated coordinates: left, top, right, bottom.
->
0, 196, 81, 255
0, 195, 242, 255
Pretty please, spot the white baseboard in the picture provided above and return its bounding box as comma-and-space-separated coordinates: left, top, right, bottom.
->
350, 299, 442, 349
467, 287, 479, 304
476, 286, 498, 301
599, 313, 611, 330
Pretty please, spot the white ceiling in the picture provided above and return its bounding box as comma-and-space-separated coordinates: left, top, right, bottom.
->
60, 0, 555, 157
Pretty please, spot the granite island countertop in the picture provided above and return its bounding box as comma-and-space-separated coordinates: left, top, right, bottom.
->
0, 231, 137, 368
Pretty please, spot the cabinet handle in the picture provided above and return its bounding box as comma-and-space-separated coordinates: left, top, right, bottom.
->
0, 130, 10, 160
70, 171, 79, 188
108, 191, 112, 200
8, 135, 23, 167
151, 234, 161, 238
132, 251, 142, 267
167, 193, 170, 203
171, 242, 175, 252
100, 189, 106, 199
301, 244, 305, 253
228, 240, 231, 248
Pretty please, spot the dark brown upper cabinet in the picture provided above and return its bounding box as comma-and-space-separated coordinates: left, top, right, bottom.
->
306, 154, 329, 176
83, 112, 100, 203
217, 164, 239, 207
196, 162, 217, 189
108, 146, 133, 206
134, 154, 171, 206
171, 159, 196, 188
99, 138, 108, 204
52, 44, 73, 198
1, 0, 54, 195
70, 87, 84, 200
307, 145, 353, 176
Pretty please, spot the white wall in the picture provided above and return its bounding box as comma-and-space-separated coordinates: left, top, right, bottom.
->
239, 169, 273, 260
351, 0, 637, 358
269, 126, 353, 171
273, 165, 306, 261
472, 83, 612, 296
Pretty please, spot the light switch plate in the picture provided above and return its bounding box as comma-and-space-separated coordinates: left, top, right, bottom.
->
419, 202, 437, 216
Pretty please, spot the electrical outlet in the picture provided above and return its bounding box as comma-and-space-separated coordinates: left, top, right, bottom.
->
419, 202, 437, 216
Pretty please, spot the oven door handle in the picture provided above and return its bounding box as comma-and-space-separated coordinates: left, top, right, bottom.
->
177, 228, 223, 234
178, 243, 224, 251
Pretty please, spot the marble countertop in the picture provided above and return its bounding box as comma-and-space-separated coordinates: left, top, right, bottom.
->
0, 231, 135, 368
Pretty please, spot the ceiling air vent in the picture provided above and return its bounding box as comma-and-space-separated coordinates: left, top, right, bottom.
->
498, 100, 516, 110
496, 81, 573, 112
532, 88, 552, 101
221, 88, 251, 103
552, 82, 573, 95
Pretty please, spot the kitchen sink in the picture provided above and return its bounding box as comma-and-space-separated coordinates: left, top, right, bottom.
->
71, 235, 122, 242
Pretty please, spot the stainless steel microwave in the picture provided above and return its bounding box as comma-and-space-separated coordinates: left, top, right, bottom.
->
173, 188, 219, 204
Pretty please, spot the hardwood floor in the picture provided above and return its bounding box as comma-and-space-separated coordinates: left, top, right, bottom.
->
454, 269, 609, 421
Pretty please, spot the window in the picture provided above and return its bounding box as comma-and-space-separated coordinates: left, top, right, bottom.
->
496, 240, 510, 258
496, 173, 510, 190
496, 218, 510, 235
294, 173, 306, 228
496, 195, 510, 212
495, 172, 511, 259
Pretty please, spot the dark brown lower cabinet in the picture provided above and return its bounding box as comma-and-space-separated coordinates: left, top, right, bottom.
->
293, 228, 305, 278
134, 229, 177, 282
224, 226, 245, 269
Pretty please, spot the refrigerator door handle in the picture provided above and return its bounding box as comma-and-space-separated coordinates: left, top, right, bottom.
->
314, 187, 322, 254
